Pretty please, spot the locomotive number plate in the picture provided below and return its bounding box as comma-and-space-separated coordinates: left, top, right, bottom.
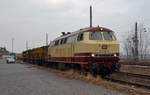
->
102, 45, 107, 49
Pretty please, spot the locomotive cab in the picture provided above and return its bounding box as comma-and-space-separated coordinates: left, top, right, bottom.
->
75, 28, 119, 59
74, 27, 120, 77
87, 30, 119, 57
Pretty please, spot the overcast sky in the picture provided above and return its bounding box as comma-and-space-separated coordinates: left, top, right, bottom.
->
0, 0, 150, 53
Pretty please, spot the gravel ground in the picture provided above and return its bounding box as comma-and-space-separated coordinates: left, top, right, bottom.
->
0, 59, 127, 95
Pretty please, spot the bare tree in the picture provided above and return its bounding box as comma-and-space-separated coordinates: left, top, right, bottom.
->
138, 23, 149, 60
123, 22, 149, 60
123, 33, 134, 59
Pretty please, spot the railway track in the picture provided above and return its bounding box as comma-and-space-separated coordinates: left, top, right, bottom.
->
105, 72, 150, 90
115, 72, 150, 80
119, 62, 150, 66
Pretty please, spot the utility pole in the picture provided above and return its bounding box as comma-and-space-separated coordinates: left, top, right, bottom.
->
46, 33, 48, 46
90, 5, 92, 27
26, 40, 28, 50
12, 38, 14, 53
134, 22, 139, 61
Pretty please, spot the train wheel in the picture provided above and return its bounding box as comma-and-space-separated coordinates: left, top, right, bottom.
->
100, 69, 106, 78
89, 63, 98, 77
54, 62, 58, 69
76, 64, 82, 74
58, 63, 66, 71
72, 64, 80, 73
99, 64, 108, 78
80, 67, 88, 76
48, 62, 54, 68
115, 63, 121, 71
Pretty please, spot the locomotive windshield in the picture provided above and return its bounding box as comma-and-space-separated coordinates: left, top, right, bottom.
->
89, 31, 116, 40
103, 32, 116, 40
89, 32, 102, 40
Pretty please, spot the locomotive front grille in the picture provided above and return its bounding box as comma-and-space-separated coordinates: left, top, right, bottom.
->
91, 53, 117, 57
96, 54, 113, 57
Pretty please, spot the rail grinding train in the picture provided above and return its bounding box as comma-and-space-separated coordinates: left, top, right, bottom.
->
22, 26, 120, 77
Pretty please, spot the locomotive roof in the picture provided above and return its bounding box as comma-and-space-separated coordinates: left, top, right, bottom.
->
53, 27, 113, 42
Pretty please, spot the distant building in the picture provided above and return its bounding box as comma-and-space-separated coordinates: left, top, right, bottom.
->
0, 47, 9, 58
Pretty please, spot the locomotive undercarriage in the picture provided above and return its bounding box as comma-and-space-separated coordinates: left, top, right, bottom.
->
89, 62, 120, 78
22, 57, 120, 78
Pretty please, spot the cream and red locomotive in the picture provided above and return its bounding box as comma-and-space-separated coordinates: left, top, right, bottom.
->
23, 26, 120, 77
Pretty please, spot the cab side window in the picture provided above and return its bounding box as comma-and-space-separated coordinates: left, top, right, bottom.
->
77, 33, 83, 41
54, 40, 59, 46
63, 38, 67, 44
60, 37, 68, 45
60, 39, 64, 45
67, 35, 77, 43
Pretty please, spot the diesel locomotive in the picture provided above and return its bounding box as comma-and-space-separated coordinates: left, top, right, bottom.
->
22, 26, 120, 77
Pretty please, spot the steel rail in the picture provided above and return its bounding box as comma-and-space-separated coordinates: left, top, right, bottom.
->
115, 72, 150, 80
105, 72, 150, 90
105, 77, 150, 89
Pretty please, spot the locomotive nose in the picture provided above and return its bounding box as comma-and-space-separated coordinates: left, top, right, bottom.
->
99, 43, 119, 54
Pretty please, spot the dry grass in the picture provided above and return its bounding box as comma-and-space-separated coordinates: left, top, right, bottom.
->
18, 60, 150, 95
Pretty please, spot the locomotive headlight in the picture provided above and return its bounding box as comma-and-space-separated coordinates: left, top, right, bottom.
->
91, 54, 95, 57
114, 53, 117, 57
